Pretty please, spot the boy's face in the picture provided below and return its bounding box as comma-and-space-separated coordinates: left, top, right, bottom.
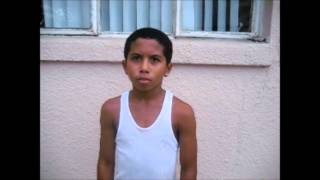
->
122, 38, 172, 92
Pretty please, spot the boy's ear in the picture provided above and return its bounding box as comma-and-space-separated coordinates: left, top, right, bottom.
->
122, 59, 128, 75
164, 63, 173, 77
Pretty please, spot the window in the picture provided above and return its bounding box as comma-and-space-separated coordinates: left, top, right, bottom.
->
42, 0, 91, 29
100, 0, 173, 33
180, 0, 251, 32
40, 0, 269, 40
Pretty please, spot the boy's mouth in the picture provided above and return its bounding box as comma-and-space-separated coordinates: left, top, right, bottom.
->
137, 77, 152, 84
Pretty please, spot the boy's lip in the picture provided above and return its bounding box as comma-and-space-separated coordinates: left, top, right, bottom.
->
137, 77, 152, 84
137, 77, 151, 81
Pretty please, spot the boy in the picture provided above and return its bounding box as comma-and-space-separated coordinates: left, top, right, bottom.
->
97, 27, 197, 180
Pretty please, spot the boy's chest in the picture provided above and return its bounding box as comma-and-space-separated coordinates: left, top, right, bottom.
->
129, 103, 178, 139
129, 100, 179, 141
129, 104, 161, 128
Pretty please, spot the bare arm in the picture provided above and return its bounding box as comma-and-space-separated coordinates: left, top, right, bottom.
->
175, 101, 197, 180
97, 99, 118, 180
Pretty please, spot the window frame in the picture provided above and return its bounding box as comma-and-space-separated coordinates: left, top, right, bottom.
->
174, 0, 265, 40
40, 0, 268, 41
40, 0, 98, 35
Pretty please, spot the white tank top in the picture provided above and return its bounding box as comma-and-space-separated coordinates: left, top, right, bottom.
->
115, 90, 178, 180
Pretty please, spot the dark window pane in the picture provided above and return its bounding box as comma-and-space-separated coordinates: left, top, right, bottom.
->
40, 0, 44, 27
239, 0, 252, 32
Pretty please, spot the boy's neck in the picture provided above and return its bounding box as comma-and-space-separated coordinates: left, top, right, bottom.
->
130, 87, 165, 102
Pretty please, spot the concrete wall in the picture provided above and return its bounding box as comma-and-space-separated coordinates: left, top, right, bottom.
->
40, 1, 279, 179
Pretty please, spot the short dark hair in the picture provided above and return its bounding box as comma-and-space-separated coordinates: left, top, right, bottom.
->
124, 27, 173, 64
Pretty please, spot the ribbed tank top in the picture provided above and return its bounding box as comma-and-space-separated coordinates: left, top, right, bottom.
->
115, 90, 178, 180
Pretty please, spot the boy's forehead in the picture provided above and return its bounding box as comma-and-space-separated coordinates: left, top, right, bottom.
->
130, 38, 164, 51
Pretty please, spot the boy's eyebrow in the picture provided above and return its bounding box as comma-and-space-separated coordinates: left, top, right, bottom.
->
129, 53, 163, 57
129, 53, 141, 56
150, 55, 162, 58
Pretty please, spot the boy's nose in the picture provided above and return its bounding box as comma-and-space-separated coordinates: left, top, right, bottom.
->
140, 59, 149, 73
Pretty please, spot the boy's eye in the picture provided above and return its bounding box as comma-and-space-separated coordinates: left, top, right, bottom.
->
150, 57, 160, 63
130, 55, 141, 61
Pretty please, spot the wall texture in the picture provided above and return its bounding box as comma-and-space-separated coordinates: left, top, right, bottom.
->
40, 1, 279, 179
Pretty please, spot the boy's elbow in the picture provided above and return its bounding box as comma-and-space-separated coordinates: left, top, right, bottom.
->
180, 166, 197, 180
97, 159, 115, 180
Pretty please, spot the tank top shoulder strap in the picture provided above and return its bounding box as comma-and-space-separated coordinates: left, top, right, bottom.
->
118, 91, 129, 134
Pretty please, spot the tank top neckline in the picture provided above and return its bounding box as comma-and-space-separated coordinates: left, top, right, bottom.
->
126, 90, 168, 131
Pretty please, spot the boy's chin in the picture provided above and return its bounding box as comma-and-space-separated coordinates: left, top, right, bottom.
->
132, 84, 158, 92
133, 86, 153, 92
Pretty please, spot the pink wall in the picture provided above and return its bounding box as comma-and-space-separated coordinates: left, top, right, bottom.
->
40, 1, 279, 179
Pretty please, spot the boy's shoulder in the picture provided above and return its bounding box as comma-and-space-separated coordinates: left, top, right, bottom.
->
102, 96, 120, 111
101, 95, 121, 121
172, 96, 195, 122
